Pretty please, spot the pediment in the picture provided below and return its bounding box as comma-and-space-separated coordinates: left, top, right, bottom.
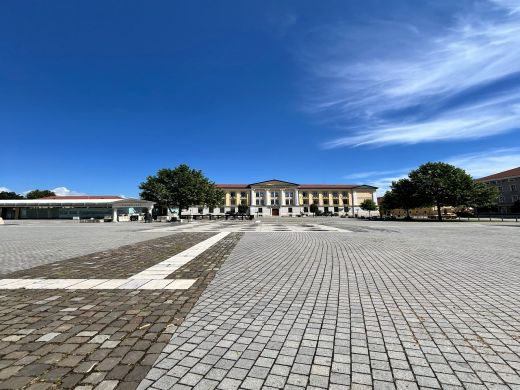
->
250, 179, 299, 188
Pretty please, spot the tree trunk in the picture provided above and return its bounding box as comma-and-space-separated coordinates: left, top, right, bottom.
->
437, 203, 442, 222
178, 205, 182, 219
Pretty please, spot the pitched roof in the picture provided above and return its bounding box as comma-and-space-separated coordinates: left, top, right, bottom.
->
477, 167, 520, 181
216, 184, 249, 189
42, 196, 124, 200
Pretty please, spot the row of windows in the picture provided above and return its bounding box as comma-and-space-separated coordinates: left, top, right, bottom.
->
497, 185, 517, 192
498, 195, 519, 203
229, 191, 351, 198
489, 178, 518, 184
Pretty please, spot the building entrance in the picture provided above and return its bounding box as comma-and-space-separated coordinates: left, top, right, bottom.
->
272, 208, 279, 216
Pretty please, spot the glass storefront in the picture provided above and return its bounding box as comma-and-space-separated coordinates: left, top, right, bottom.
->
20, 207, 112, 219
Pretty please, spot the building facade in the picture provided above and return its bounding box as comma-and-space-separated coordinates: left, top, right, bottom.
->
185, 180, 377, 217
0, 196, 155, 221
477, 167, 520, 213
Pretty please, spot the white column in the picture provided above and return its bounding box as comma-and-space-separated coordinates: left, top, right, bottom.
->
112, 207, 118, 222
352, 191, 358, 216
265, 189, 270, 207
250, 189, 255, 206
294, 189, 299, 206
372, 192, 378, 204
280, 189, 286, 208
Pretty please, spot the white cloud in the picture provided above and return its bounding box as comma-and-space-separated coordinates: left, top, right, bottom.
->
447, 148, 520, 178
306, 0, 520, 147
51, 187, 86, 196
0, 187, 11, 192
344, 147, 520, 195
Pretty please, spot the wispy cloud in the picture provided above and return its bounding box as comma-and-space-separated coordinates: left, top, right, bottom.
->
306, 1, 520, 147
51, 187, 86, 196
447, 147, 520, 178
0, 187, 11, 192
344, 148, 520, 194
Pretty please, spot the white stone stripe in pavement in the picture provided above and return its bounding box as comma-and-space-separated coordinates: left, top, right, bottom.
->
0, 278, 197, 290
129, 232, 230, 279
0, 231, 230, 290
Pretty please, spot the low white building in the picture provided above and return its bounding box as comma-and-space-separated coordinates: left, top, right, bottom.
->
0, 196, 155, 221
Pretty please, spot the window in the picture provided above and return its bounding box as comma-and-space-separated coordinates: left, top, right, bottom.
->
513, 195, 519, 201
312, 192, 318, 197
324, 207, 329, 212
231, 199, 236, 206
271, 191, 279, 197
334, 207, 339, 212
198, 207, 203, 214
256, 191, 264, 197
220, 207, 225, 213
323, 199, 329, 205
240, 191, 247, 197
342, 191, 348, 197
304, 207, 309, 212
285, 199, 291, 205
230, 192, 236, 197
230, 207, 235, 213
258, 207, 263, 213
511, 185, 517, 191
288, 207, 293, 213
322, 192, 328, 197
302, 191, 308, 197
271, 199, 279, 206
256, 199, 265, 206
285, 191, 293, 198
333, 199, 339, 205
333, 192, 338, 198
313, 200, 319, 205
241, 199, 247, 206
498, 186, 503, 192
344, 207, 349, 212
499, 196, 505, 203
209, 207, 214, 213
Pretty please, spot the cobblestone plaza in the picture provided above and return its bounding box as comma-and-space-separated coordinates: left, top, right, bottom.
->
1, 220, 519, 389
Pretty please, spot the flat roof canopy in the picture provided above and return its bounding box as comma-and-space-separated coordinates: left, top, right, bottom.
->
0, 197, 155, 208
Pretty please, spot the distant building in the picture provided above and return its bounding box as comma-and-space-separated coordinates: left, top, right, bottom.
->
0, 196, 154, 221
184, 179, 377, 217
477, 167, 520, 214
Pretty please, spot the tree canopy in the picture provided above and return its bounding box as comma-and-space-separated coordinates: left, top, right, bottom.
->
139, 164, 224, 217
382, 162, 498, 221
0, 191, 24, 200
359, 198, 377, 217
25, 189, 56, 199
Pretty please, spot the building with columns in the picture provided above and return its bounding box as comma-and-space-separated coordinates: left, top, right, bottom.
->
186, 179, 377, 217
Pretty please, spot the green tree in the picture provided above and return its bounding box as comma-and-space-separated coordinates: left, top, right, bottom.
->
388, 178, 423, 219
0, 191, 24, 199
468, 182, 498, 211
25, 189, 56, 199
309, 203, 319, 215
238, 204, 249, 215
360, 198, 377, 217
408, 162, 475, 221
139, 164, 224, 219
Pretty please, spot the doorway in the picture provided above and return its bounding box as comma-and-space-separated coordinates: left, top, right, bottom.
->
272, 208, 279, 216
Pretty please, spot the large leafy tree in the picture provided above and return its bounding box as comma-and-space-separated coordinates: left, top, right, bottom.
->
387, 178, 423, 219
139, 164, 224, 218
408, 162, 477, 221
359, 198, 377, 217
26, 189, 56, 199
468, 182, 498, 211
0, 191, 24, 199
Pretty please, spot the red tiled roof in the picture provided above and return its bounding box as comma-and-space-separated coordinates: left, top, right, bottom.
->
298, 184, 359, 189
216, 184, 249, 189
42, 196, 124, 200
216, 183, 374, 189
477, 167, 520, 181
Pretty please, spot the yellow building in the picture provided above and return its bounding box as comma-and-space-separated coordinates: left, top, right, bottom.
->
186, 179, 377, 217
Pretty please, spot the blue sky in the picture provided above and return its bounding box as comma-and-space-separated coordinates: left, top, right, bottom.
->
1, 0, 520, 197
